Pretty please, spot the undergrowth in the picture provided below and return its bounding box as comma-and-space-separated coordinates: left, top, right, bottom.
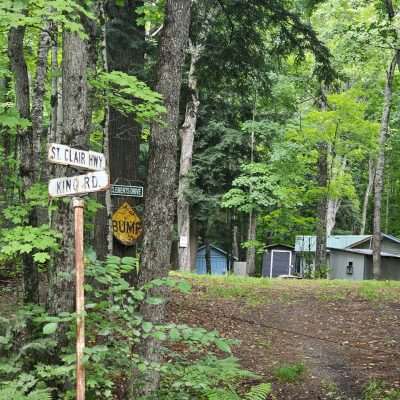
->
0, 256, 270, 399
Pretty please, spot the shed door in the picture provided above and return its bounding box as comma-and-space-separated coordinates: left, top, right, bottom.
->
271, 250, 291, 277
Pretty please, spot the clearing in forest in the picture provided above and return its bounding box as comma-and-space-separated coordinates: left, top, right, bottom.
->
168, 275, 400, 400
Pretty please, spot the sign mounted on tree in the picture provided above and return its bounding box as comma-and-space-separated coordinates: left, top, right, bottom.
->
48, 143, 106, 171
112, 202, 143, 246
48, 171, 109, 198
111, 184, 144, 198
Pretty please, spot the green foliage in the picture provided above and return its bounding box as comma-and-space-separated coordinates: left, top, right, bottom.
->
273, 362, 306, 383
0, 256, 262, 399
363, 380, 400, 400
0, 383, 51, 400
0, 105, 31, 130
222, 163, 278, 213
136, 0, 166, 27
0, 184, 59, 267
91, 71, 166, 124
0, 225, 60, 264
157, 356, 264, 400
0, 0, 94, 39
243, 384, 272, 400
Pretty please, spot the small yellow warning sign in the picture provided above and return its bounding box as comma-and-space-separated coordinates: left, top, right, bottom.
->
112, 202, 142, 246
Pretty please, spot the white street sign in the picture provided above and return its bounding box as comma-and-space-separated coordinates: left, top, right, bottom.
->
111, 184, 144, 198
48, 143, 106, 171
49, 171, 109, 198
179, 236, 188, 248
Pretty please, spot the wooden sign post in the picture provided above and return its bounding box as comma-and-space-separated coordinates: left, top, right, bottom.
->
48, 145, 109, 400
74, 197, 85, 400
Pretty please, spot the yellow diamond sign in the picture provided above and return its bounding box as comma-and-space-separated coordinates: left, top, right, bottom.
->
112, 202, 142, 246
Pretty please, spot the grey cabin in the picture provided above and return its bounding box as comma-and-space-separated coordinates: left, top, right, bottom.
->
295, 234, 400, 280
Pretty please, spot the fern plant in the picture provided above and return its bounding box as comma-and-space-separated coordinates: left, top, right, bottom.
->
244, 383, 272, 400
205, 383, 271, 400
0, 383, 51, 400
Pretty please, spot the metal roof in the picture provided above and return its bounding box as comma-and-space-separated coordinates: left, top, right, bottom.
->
295, 235, 370, 252
196, 244, 238, 260
330, 247, 400, 259
265, 243, 294, 250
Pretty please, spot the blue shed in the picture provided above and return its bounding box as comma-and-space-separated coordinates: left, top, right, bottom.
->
196, 245, 233, 275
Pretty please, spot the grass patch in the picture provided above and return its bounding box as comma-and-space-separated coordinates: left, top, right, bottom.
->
171, 273, 400, 304
273, 362, 306, 383
363, 380, 400, 400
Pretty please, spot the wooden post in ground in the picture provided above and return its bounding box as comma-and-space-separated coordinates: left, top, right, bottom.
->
73, 197, 85, 400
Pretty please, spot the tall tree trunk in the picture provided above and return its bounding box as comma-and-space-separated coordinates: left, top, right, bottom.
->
360, 158, 375, 235
315, 141, 328, 275
8, 27, 40, 304
94, 0, 113, 260
109, 0, 145, 259
373, 55, 396, 279
135, 0, 191, 395
32, 25, 52, 180
246, 91, 257, 275
205, 238, 211, 274
190, 217, 198, 269
47, 30, 90, 315
385, 178, 390, 233
177, 41, 201, 271
326, 198, 341, 237
326, 156, 346, 236
0, 76, 10, 208
48, 29, 59, 146
246, 211, 257, 275
232, 223, 239, 260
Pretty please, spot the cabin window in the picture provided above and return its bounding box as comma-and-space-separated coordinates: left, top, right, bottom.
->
346, 261, 353, 275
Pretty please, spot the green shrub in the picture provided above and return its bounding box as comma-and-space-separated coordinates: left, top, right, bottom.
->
273, 362, 305, 383
0, 255, 269, 399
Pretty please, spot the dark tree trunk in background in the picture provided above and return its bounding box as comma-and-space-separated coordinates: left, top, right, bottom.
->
32, 25, 52, 179
94, 0, 145, 260
314, 89, 328, 277
315, 141, 328, 276
8, 27, 40, 304
373, 55, 396, 279
205, 239, 211, 274
47, 30, 90, 315
246, 210, 257, 275
360, 158, 375, 235
135, 0, 191, 395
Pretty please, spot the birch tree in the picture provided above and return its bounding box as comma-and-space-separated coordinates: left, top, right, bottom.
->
373, 55, 396, 278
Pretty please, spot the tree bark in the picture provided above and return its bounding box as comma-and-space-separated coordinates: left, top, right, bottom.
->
8, 27, 40, 304
232, 222, 239, 260
373, 55, 396, 279
315, 141, 328, 275
326, 156, 346, 236
385, 177, 390, 233
177, 41, 201, 272
205, 239, 211, 274
32, 25, 52, 180
47, 30, 90, 315
360, 158, 375, 235
246, 210, 257, 275
326, 198, 341, 236
94, 0, 113, 260
135, 0, 191, 395
48, 29, 58, 146
109, 0, 144, 259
